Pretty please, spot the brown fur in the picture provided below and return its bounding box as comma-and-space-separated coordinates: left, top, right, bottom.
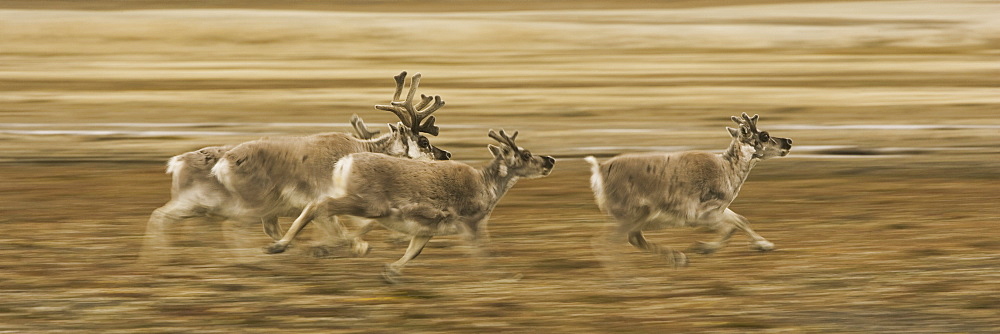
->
214, 132, 367, 214
140, 72, 452, 264
140, 123, 448, 263
588, 113, 792, 268
598, 151, 738, 225
265, 130, 555, 282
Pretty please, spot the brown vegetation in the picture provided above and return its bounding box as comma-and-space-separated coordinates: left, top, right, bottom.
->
1, 0, 998, 332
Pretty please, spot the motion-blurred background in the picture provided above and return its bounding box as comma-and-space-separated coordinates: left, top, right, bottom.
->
1, 1, 998, 332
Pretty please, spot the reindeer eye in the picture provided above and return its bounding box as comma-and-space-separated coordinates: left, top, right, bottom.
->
418, 137, 430, 148
522, 150, 532, 159
759, 132, 770, 141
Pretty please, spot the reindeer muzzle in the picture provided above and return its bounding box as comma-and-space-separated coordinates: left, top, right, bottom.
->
778, 137, 793, 156
542, 156, 556, 169
434, 147, 452, 160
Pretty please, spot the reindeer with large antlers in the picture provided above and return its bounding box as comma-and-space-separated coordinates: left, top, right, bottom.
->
586, 113, 791, 268
141, 71, 450, 263
265, 130, 556, 282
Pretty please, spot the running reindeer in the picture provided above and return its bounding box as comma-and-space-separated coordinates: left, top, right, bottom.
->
141, 71, 450, 262
586, 113, 791, 267
265, 130, 556, 282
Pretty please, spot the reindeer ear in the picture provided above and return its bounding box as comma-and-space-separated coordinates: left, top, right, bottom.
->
727, 127, 740, 138
388, 123, 399, 133
488, 144, 503, 157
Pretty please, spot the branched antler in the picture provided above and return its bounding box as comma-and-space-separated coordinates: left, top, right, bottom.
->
375, 71, 413, 127
350, 114, 380, 139
731, 112, 760, 133
488, 129, 520, 153
374, 71, 445, 136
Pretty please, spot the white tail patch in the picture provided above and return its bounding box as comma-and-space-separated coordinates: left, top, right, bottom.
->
584, 156, 607, 210
210, 157, 229, 178
166, 155, 184, 174
330, 155, 355, 199
211, 157, 237, 192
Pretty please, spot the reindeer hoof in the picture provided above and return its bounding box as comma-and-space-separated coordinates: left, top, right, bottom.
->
671, 251, 689, 268
353, 241, 371, 257
688, 241, 721, 255
381, 266, 403, 284
264, 243, 287, 254
309, 246, 333, 258
751, 240, 775, 252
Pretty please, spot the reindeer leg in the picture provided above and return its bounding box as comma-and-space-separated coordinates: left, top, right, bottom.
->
724, 208, 774, 251
310, 215, 372, 258
347, 219, 378, 256
628, 231, 688, 268
140, 200, 203, 264
688, 222, 737, 255
457, 218, 520, 281
336, 216, 375, 257
261, 216, 282, 241
308, 215, 347, 258
221, 217, 270, 265
351, 218, 379, 238
591, 218, 636, 280
462, 217, 495, 258
382, 235, 432, 284
264, 200, 324, 254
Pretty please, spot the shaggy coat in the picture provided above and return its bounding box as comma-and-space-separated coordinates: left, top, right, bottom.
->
587, 113, 791, 267
265, 130, 555, 281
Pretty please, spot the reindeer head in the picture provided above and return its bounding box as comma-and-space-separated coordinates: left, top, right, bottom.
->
351, 114, 450, 161
388, 121, 451, 160
727, 113, 792, 160
487, 129, 556, 179
370, 71, 451, 161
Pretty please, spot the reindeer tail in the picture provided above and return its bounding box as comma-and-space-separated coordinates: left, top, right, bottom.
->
584, 156, 607, 211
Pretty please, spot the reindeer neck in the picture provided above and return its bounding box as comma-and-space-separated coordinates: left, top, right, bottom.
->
479, 158, 519, 203
721, 139, 760, 189
360, 133, 397, 154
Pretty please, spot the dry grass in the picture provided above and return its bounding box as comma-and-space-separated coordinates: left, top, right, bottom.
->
1, 0, 999, 332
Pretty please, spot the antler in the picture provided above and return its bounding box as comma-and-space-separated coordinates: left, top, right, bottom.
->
488, 129, 520, 153
731, 112, 760, 133
374, 71, 445, 136
375, 71, 412, 127
350, 114, 381, 139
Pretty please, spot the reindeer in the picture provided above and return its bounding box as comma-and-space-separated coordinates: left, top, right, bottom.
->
586, 113, 792, 267
264, 130, 556, 282
141, 71, 449, 262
